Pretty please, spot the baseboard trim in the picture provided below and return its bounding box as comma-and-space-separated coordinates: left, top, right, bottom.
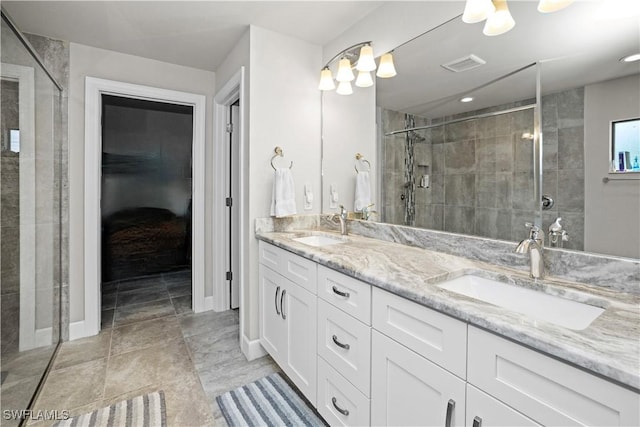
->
204, 296, 214, 311
69, 320, 87, 341
241, 334, 267, 361
34, 327, 53, 347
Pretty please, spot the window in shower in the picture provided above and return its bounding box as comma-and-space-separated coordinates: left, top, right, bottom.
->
101, 95, 194, 282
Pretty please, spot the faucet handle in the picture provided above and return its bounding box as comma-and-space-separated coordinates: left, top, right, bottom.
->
524, 222, 542, 241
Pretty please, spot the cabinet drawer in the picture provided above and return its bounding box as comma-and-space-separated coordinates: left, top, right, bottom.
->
468, 326, 640, 427
372, 287, 467, 379
317, 356, 370, 427
317, 299, 371, 395
318, 265, 371, 324
466, 384, 540, 427
258, 241, 317, 294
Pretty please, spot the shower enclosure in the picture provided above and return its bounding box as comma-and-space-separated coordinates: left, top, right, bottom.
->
1, 10, 63, 426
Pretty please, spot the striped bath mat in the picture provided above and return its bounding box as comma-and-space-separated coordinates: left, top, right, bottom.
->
216, 373, 326, 427
54, 391, 166, 427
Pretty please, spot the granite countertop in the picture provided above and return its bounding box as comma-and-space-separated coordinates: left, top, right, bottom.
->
256, 229, 640, 391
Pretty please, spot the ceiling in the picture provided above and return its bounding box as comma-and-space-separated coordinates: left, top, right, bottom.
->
376, 0, 640, 118
1, 1, 385, 71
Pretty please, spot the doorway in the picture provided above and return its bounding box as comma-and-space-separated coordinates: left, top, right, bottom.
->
227, 101, 240, 309
100, 95, 194, 326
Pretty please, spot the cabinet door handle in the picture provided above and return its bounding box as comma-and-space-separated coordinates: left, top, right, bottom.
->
332, 334, 351, 350
280, 289, 287, 320
274, 286, 281, 315
473, 416, 482, 427
332, 285, 350, 298
445, 399, 455, 427
331, 397, 349, 416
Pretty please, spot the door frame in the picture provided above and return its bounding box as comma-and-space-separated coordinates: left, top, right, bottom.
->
84, 77, 206, 337
212, 67, 245, 313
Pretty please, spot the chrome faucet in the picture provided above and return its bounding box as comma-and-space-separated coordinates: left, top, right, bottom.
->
515, 223, 545, 279
335, 205, 348, 235
361, 203, 375, 221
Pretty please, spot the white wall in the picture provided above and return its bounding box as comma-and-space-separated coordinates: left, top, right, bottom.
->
68, 43, 216, 324
246, 26, 322, 340
584, 74, 640, 259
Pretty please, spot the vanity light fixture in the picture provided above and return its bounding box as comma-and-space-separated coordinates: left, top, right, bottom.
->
462, 0, 574, 36
620, 53, 640, 63
460, 96, 474, 103
318, 41, 397, 95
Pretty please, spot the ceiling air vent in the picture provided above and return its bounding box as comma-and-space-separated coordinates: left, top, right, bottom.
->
441, 54, 486, 73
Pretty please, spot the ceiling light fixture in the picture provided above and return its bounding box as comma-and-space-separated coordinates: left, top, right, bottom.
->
460, 97, 474, 103
318, 41, 397, 95
462, 0, 574, 37
620, 53, 640, 63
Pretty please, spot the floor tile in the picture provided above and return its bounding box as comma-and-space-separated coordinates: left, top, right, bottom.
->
185, 327, 241, 370
33, 358, 107, 413
198, 354, 279, 398
101, 309, 115, 329
1, 376, 42, 427
53, 330, 112, 370
117, 287, 170, 307
113, 298, 175, 328
101, 292, 117, 310
179, 310, 239, 338
167, 283, 191, 298
118, 276, 165, 293
163, 370, 214, 427
103, 338, 194, 399
1, 345, 56, 384
110, 316, 183, 356
172, 295, 193, 315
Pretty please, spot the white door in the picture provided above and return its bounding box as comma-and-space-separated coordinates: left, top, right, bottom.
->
283, 281, 317, 406
259, 265, 286, 365
228, 103, 240, 309
371, 330, 466, 427
466, 384, 540, 427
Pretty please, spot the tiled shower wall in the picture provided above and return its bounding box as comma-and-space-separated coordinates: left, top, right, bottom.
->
381, 87, 585, 250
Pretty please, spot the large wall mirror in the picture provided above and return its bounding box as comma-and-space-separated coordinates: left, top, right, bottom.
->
321, 0, 640, 260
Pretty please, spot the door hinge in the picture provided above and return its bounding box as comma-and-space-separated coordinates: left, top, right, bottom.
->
225, 197, 233, 207
226, 271, 233, 281
226, 123, 233, 133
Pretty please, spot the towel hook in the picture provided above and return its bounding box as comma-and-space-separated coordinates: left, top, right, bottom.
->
354, 153, 371, 173
271, 146, 293, 170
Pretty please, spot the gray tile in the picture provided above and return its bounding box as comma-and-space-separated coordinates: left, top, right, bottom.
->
495, 173, 512, 209
512, 171, 536, 211
557, 169, 585, 212
0, 376, 41, 426
558, 126, 584, 170
111, 316, 183, 356
445, 120, 475, 142
476, 137, 496, 173
444, 174, 476, 207
475, 174, 497, 209
118, 276, 165, 292
53, 330, 111, 370
475, 208, 511, 240
179, 310, 239, 338
101, 309, 114, 330
198, 355, 279, 399
431, 143, 445, 175
541, 93, 558, 131
511, 109, 534, 134
185, 327, 242, 370
172, 295, 192, 315
113, 298, 175, 328
514, 136, 534, 172
102, 292, 117, 310
543, 130, 559, 171
556, 87, 584, 129
117, 287, 170, 307
443, 206, 475, 235
168, 283, 191, 298
495, 135, 514, 173
445, 140, 476, 175
556, 211, 584, 251
476, 116, 497, 139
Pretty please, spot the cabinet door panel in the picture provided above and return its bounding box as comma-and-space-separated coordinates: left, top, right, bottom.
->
317, 356, 370, 427
318, 265, 371, 324
371, 330, 465, 427
259, 265, 286, 365
281, 250, 317, 294
466, 384, 540, 427
284, 281, 317, 406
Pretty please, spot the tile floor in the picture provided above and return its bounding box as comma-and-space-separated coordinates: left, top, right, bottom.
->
28, 272, 279, 426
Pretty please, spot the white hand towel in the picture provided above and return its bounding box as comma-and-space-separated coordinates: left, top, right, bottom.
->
270, 168, 297, 217
354, 170, 371, 212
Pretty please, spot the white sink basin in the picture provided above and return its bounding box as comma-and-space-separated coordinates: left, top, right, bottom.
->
439, 275, 604, 331
293, 235, 345, 247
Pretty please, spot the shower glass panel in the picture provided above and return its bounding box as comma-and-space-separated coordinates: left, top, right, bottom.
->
1, 12, 62, 427
380, 64, 538, 242
101, 95, 193, 282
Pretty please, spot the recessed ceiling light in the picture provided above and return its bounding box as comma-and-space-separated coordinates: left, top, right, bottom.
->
620, 53, 640, 63
460, 97, 474, 103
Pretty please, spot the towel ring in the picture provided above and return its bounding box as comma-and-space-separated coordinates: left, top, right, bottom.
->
271, 146, 293, 170
354, 153, 371, 173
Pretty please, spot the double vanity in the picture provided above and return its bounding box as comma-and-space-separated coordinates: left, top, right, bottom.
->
256, 216, 639, 427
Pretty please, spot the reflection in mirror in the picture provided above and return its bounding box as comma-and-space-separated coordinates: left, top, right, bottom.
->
363, 0, 639, 258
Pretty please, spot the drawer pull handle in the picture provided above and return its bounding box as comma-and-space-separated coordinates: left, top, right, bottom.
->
280, 290, 287, 320
332, 335, 350, 350
445, 399, 455, 427
274, 286, 281, 315
332, 286, 350, 298
331, 397, 349, 416
473, 416, 482, 427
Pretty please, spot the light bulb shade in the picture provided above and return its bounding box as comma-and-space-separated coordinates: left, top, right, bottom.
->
336, 81, 353, 95
355, 71, 374, 88
318, 67, 336, 91
537, 0, 574, 13
483, 0, 515, 36
376, 53, 397, 78
336, 58, 355, 82
462, 0, 496, 23
356, 45, 377, 72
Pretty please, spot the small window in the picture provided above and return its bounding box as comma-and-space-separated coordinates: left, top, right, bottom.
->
611, 118, 640, 172
9, 129, 20, 153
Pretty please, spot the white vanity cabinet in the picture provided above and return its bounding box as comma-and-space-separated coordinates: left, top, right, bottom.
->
258, 242, 317, 405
